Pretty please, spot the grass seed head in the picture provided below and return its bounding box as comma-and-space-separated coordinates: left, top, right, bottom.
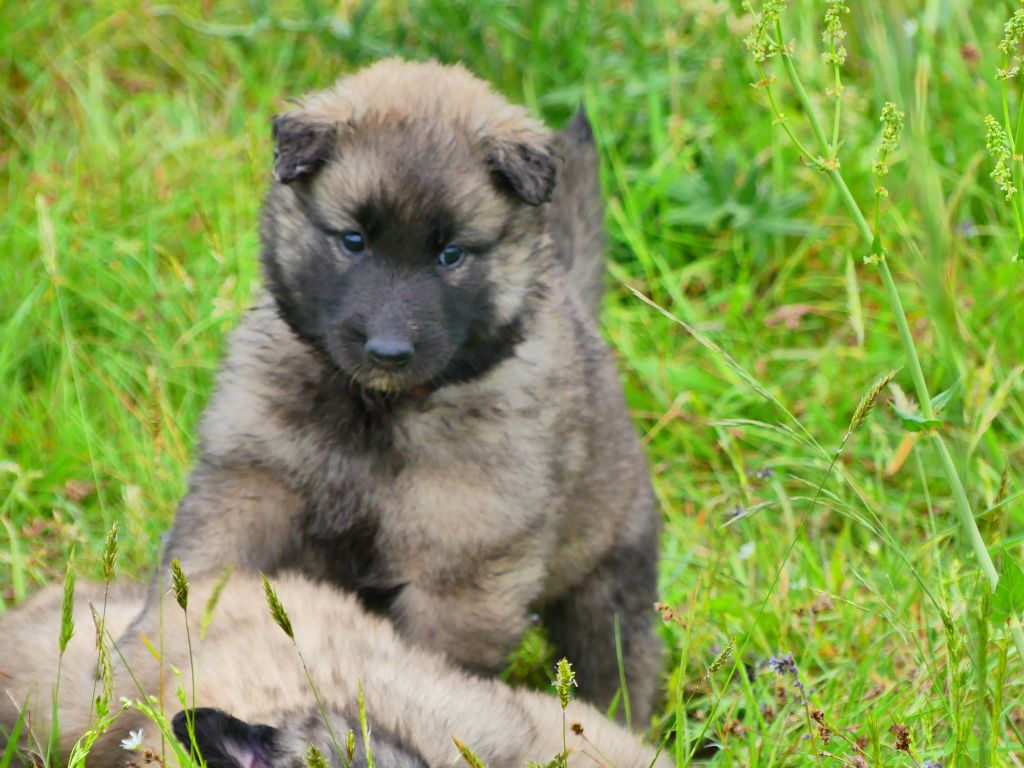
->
890, 722, 911, 751
91, 605, 115, 719
879, 102, 904, 154
822, 0, 850, 66
706, 637, 736, 679
346, 729, 355, 767
260, 572, 294, 640
985, 115, 1017, 201
304, 745, 328, 768
527, 757, 567, 768
201, 565, 235, 639
743, 0, 790, 62
451, 736, 488, 768
357, 681, 374, 768
170, 558, 189, 611
101, 521, 118, 582
999, 9, 1024, 56
59, 551, 76, 653
553, 658, 577, 709
848, 369, 899, 435
997, 463, 1012, 507
872, 102, 905, 179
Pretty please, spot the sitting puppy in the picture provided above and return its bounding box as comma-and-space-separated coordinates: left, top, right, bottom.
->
145, 59, 662, 720
0, 572, 670, 768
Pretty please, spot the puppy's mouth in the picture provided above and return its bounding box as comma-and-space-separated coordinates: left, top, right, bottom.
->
329, 350, 451, 398
357, 370, 434, 396
319, 323, 461, 398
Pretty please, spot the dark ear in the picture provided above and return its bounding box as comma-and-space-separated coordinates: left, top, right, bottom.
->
173, 708, 279, 768
272, 113, 337, 184
486, 134, 558, 206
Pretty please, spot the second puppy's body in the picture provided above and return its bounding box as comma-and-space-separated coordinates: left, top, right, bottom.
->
151, 60, 661, 718
0, 572, 669, 768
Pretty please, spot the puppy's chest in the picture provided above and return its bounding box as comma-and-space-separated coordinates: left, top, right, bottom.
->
378, 402, 559, 558
302, 399, 559, 576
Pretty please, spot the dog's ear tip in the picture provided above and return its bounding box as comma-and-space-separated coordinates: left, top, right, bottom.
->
271, 115, 337, 182
486, 133, 557, 206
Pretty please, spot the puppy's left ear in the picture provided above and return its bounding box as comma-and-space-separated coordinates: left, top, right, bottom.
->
272, 112, 338, 184
173, 708, 279, 768
486, 131, 558, 206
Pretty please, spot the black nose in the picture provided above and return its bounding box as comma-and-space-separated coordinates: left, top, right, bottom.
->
365, 337, 414, 369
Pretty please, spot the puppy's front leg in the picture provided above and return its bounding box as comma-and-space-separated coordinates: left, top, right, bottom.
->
543, 511, 662, 726
391, 555, 547, 675
127, 464, 304, 636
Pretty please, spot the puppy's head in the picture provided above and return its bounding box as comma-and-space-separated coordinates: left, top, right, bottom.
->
260, 59, 557, 394
173, 708, 426, 768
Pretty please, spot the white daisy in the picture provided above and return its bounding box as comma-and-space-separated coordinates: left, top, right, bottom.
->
120, 729, 144, 751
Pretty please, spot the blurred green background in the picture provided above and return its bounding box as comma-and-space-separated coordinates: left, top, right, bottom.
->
3, 1, 1024, 764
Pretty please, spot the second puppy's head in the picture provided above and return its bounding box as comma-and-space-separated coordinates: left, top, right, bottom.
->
260, 59, 557, 394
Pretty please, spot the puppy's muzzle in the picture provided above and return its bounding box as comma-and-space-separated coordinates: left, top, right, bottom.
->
365, 336, 414, 370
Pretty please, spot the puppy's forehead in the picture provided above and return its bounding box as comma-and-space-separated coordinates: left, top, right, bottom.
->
300, 58, 540, 139
316, 122, 510, 237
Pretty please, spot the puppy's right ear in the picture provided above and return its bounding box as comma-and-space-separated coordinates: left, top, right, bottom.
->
272, 113, 338, 184
173, 708, 279, 768
485, 131, 557, 206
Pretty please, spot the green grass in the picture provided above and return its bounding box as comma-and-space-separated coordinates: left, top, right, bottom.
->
3, 0, 1024, 765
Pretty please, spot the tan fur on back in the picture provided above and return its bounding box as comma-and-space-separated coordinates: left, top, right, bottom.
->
0, 573, 668, 768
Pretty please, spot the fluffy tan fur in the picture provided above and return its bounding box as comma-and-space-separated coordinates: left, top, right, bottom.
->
1, 572, 669, 768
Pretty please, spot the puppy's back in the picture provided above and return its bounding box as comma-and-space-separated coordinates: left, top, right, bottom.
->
0, 581, 146, 762
1, 573, 669, 768
550, 109, 606, 318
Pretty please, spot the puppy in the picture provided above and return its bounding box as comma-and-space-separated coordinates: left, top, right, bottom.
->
0, 572, 670, 768
145, 59, 662, 720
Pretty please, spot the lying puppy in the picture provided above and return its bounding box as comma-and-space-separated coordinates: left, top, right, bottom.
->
144, 58, 662, 719
0, 572, 669, 768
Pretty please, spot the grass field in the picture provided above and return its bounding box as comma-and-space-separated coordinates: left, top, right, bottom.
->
3, 0, 1024, 765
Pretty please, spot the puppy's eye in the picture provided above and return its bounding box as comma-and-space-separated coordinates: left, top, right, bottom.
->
438, 245, 464, 268
338, 231, 366, 254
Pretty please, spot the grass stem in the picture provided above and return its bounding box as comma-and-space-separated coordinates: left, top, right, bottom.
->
766, 8, 1024, 664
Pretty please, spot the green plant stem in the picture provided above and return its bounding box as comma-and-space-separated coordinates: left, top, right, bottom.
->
1015, 71, 1024, 152
182, 612, 201, 767
829, 33, 842, 150
876, 260, 934, 420
85, 586, 111, 728
298, 646, 348, 768
777, 22, 832, 160
48, 661, 64, 768
934, 439, 996, 588
999, 56, 1024, 237
756, 64, 817, 163
770, 28, 1024, 662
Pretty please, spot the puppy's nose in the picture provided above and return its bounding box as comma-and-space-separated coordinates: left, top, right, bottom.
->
365, 337, 414, 369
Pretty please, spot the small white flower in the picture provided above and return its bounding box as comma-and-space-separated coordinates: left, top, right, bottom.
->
738, 542, 756, 560
120, 729, 144, 751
